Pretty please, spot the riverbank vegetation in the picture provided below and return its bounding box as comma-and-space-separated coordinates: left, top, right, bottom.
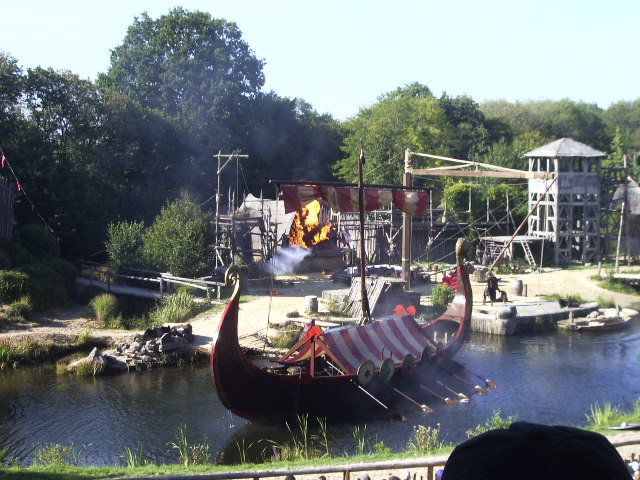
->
2, 402, 638, 478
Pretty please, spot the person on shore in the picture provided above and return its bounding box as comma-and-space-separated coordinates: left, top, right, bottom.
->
441, 421, 630, 479
483, 271, 499, 305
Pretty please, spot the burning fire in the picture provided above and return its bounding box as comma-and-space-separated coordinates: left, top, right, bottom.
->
289, 200, 333, 248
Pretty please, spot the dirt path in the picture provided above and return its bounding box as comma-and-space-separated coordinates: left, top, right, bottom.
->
1, 267, 638, 349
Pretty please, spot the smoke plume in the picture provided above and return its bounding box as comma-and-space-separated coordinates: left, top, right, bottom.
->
266, 246, 311, 275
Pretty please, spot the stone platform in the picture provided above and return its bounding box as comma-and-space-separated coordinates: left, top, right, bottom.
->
471, 300, 599, 335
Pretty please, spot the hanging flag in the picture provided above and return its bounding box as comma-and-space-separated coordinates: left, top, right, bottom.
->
1, 154, 5, 168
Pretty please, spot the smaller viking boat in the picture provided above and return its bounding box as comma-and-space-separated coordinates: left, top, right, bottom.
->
211, 238, 481, 422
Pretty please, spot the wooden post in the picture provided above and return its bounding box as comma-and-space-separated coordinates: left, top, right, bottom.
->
402, 149, 413, 286
358, 143, 371, 324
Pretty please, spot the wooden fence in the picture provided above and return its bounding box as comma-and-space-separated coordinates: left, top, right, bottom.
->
79, 261, 228, 299
121, 435, 640, 480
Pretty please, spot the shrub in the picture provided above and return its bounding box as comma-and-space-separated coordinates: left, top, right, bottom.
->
149, 291, 196, 326
0, 237, 33, 267
407, 424, 443, 453
142, 194, 213, 277
106, 220, 146, 268
90, 294, 118, 325
6, 296, 32, 320
431, 284, 454, 308
0, 270, 29, 303
18, 262, 68, 310
33, 442, 82, 466
16, 224, 60, 259
466, 409, 518, 438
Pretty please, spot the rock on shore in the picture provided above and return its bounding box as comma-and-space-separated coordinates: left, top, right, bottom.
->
66, 323, 198, 373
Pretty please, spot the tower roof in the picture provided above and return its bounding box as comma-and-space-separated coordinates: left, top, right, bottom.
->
524, 138, 606, 158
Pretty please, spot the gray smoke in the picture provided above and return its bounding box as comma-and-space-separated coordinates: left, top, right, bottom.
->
266, 246, 312, 275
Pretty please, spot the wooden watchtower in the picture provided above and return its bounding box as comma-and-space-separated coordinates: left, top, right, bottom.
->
525, 138, 606, 265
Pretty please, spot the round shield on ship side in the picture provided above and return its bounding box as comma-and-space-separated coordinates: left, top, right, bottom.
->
401, 354, 415, 376
379, 357, 395, 383
357, 360, 375, 386
421, 346, 433, 364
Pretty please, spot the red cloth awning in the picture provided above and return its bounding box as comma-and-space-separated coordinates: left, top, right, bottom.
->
281, 186, 430, 216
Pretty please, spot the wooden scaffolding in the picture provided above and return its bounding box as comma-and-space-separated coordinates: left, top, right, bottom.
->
525, 138, 606, 265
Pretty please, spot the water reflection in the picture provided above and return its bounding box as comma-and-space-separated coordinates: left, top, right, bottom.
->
1, 320, 639, 466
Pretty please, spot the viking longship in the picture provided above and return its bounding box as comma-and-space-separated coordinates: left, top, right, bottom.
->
211, 158, 484, 421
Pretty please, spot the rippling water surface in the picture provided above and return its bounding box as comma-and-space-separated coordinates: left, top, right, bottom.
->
1, 321, 639, 466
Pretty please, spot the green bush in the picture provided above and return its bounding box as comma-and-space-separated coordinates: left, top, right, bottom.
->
0, 270, 29, 303
466, 409, 518, 438
106, 221, 146, 268
16, 223, 59, 259
6, 296, 32, 320
431, 284, 455, 308
18, 263, 69, 311
90, 294, 118, 325
0, 237, 33, 267
142, 194, 212, 277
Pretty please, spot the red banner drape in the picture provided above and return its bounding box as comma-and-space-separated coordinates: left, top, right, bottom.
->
281, 186, 430, 216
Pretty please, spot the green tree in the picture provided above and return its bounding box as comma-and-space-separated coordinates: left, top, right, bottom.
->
142, 195, 212, 276
105, 221, 145, 267
335, 83, 451, 185
480, 99, 611, 151
603, 100, 640, 155
442, 182, 484, 222
98, 8, 264, 151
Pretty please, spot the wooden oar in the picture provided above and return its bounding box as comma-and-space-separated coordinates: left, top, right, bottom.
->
356, 384, 407, 421
435, 362, 489, 394
389, 385, 434, 413
417, 383, 459, 405
442, 356, 499, 388
436, 379, 468, 401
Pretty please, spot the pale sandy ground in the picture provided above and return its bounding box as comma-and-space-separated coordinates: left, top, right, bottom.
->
1, 267, 639, 475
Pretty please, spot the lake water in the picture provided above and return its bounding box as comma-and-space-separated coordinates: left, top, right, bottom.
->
1, 321, 639, 466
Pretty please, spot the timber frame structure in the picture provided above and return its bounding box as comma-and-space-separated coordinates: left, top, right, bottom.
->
524, 138, 606, 265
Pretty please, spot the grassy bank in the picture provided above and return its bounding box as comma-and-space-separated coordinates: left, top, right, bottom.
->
2, 400, 639, 478
0, 333, 106, 369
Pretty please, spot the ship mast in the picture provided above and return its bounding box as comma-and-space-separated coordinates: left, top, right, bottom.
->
358, 143, 372, 324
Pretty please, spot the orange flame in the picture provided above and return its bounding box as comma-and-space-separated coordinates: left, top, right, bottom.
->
288, 200, 333, 248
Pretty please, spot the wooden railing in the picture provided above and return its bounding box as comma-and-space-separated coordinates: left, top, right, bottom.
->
79, 260, 228, 299
122, 437, 640, 480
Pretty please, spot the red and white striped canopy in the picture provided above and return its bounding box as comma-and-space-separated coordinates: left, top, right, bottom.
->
321, 316, 432, 374
281, 185, 430, 216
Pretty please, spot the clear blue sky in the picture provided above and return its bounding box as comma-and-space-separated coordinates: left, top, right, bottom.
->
3, 0, 639, 120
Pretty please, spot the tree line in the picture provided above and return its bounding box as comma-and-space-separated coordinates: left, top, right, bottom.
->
1, 7, 638, 262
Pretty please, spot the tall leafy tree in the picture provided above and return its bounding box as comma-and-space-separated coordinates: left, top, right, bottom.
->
98, 8, 264, 152
334, 83, 451, 185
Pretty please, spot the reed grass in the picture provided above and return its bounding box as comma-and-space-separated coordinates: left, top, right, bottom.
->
90, 293, 118, 325
169, 424, 211, 466
150, 291, 197, 326
585, 402, 622, 427
269, 414, 329, 461
6, 295, 32, 320
67, 359, 104, 377
121, 443, 149, 467
0, 340, 55, 368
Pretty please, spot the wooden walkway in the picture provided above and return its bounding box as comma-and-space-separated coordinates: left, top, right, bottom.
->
76, 277, 162, 299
